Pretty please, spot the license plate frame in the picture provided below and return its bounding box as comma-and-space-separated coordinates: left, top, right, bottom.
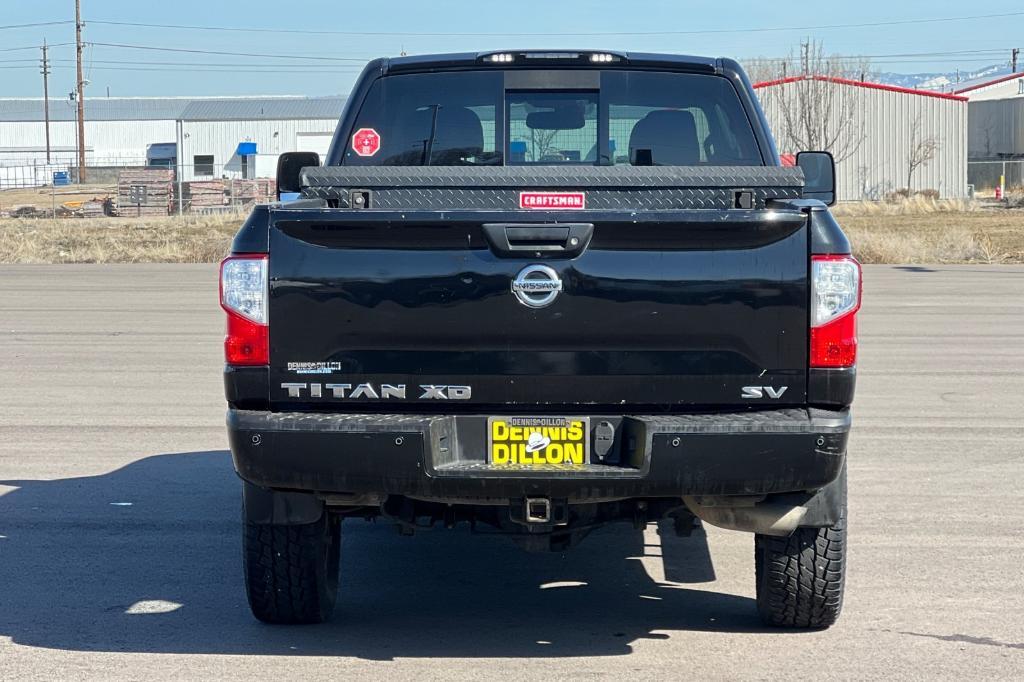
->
487, 416, 590, 467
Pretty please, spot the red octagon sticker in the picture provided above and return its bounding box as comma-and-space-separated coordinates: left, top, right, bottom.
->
351, 127, 381, 157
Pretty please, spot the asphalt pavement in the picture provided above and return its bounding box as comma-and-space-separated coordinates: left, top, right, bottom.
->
1, 264, 1022, 680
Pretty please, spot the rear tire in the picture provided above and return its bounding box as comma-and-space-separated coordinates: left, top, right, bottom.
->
243, 512, 341, 624
755, 493, 846, 629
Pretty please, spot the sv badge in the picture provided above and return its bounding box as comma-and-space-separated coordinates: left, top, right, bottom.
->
741, 385, 788, 399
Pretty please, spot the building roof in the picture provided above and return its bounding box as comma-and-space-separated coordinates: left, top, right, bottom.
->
0, 96, 346, 123
753, 75, 968, 102
178, 97, 345, 121
0, 97, 190, 122
952, 71, 1024, 95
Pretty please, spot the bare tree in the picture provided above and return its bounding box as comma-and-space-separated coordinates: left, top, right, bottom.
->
972, 105, 1000, 160
742, 57, 789, 84
754, 41, 870, 163
743, 43, 874, 86
906, 112, 940, 191
526, 127, 560, 162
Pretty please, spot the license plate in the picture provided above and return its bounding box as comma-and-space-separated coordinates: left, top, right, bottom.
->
487, 416, 590, 467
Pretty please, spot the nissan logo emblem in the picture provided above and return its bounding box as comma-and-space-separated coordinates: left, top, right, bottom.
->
511, 264, 563, 308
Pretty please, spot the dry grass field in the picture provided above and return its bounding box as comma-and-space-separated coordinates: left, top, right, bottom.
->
0, 194, 1021, 264
834, 199, 1024, 264
0, 214, 241, 264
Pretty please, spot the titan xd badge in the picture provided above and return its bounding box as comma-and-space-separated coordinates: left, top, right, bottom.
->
280, 382, 471, 400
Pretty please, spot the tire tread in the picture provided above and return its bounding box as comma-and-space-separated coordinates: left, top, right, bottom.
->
755, 507, 846, 629
243, 516, 339, 624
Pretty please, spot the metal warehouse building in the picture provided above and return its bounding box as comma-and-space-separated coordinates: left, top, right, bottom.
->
965, 97, 1024, 159
754, 76, 968, 201
953, 72, 1024, 102
0, 96, 345, 187
953, 73, 1024, 191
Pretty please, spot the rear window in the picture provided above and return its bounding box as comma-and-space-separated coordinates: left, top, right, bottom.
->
343, 71, 503, 167
508, 92, 598, 164
603, 71, 761, 165
341, 70, 761, 166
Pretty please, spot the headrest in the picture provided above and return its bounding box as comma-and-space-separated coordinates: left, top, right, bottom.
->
430, 106, 484, 164
628, 110, 701, 166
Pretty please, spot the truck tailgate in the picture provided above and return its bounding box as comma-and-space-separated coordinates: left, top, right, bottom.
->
267, 202, 808, 410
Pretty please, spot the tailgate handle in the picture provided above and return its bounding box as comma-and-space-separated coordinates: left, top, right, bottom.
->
482, 223, 593, 257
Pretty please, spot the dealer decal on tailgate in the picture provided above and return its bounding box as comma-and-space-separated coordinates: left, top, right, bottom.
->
488, 416, 589, 467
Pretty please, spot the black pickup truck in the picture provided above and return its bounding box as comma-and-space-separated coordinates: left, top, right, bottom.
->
220, 51, 860, 629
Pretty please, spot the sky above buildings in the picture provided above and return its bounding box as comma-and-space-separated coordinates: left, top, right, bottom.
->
1, 0, 1022, 97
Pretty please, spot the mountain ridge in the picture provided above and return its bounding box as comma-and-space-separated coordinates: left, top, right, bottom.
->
873, 64, 1013, 92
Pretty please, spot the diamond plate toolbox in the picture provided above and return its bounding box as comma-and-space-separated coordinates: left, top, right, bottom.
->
299, 166, 805, 210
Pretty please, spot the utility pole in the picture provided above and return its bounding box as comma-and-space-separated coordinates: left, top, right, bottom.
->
800, 40, 810, 76
70, 90, 79, 174
75, 0, 86, 183
40, 40, 51, 164
1013, 48, 1020, 73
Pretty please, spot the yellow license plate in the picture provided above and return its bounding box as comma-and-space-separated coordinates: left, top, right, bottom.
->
487, 416, 590, 467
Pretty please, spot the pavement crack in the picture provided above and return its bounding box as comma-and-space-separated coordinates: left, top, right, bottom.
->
898, 630, 1024, 650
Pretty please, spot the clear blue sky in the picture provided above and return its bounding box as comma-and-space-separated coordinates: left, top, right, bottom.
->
2, 0, 1021, 97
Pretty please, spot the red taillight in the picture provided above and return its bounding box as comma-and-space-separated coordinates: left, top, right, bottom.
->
224, 309, 269, 365
810, 311, 857, 367
810, 255, 861, 368
220, 254, 268, 366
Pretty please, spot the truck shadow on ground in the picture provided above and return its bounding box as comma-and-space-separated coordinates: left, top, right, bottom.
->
0, 450, 782, 659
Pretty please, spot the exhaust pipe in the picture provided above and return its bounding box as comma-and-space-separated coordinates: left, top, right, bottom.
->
682, 495, 807, 536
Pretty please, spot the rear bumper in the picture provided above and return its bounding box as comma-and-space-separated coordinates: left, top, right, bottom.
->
228, 408, 849, 503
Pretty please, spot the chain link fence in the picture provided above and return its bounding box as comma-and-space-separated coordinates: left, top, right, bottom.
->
1, 160, 276, 218
968, 160, 1024, 195
11, 156, 1020, 215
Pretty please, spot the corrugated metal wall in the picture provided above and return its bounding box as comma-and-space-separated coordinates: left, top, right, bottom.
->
968, 98, 1024, 159
0, 120, 177, 165
179, 119, 338, 181
0, 117, 339, 179
755, 80, 968, 200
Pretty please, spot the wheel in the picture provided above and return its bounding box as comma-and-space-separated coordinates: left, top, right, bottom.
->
754, 488, 846, 629
243, 512, 341, 624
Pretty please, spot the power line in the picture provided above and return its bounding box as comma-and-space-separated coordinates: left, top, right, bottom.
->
67, 46, 1021, 65
81, 42, 1024, 66
0, 42, 74, 52
87, 11, 1024, 37
0, 63, 359, 71
870, 58, 1013, 64
749, 47, 1018, 59
0, 21, 74, 30
4, 48, 1016, 70
849, 49, 1015, 59
3, 55, 1012, 72
49, 58, 366, 69
43, 64, 364, 73
745, 48, 1015, 65
87, 42, 373, 61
